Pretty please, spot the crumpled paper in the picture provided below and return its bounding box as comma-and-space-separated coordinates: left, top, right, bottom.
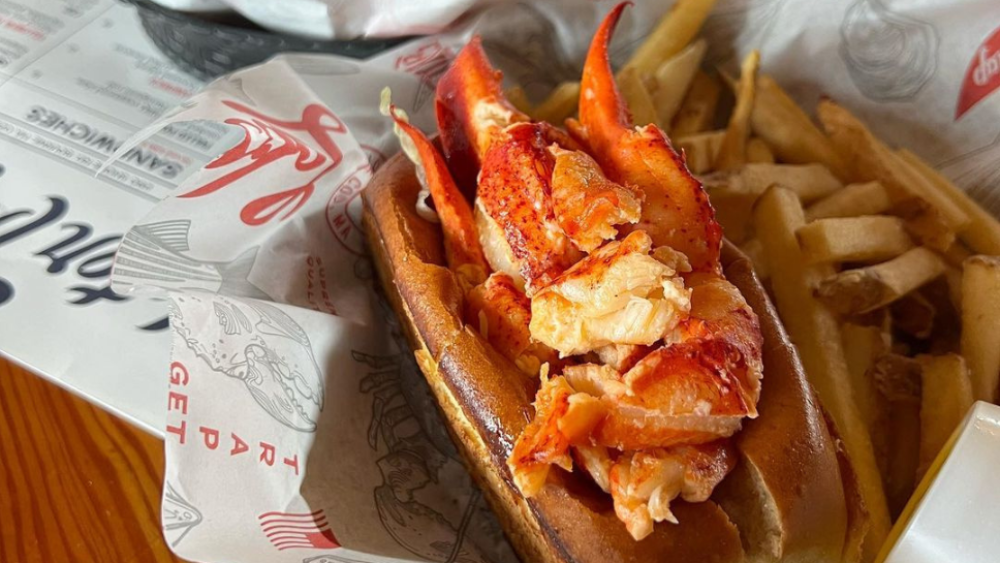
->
110, 1, 1000, 562
146, 0, 573, 41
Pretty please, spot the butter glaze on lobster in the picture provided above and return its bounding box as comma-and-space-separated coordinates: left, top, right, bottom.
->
364, 3, 856, 561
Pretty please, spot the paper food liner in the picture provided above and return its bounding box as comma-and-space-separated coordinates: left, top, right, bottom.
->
108, 1, 1000, 562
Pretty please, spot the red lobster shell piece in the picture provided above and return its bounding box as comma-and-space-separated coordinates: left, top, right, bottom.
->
390, 109, 489, 290
435, 36, 529, 195
572, 3, 723, 274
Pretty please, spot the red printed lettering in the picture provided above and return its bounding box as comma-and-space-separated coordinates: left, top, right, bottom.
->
167, 391, 189, 414
230, 433, 249, 456
259, 442, 276, 466
283, 455, 300, 476
166, 420, 187, 444
170, 362, 189, 386
200, 426, 220, 450
957, 26, 1000, 119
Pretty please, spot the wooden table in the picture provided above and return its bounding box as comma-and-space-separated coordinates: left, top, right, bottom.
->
0, 357, 185, 563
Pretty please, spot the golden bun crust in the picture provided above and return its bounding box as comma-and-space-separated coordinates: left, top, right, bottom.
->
362, 152, 851, 563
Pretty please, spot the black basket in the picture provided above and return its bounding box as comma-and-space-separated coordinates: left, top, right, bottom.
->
126, 0, 408, 79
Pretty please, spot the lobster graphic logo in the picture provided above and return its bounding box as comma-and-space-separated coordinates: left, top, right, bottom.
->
956, 26, 1000, 119
180, 101, 350, 227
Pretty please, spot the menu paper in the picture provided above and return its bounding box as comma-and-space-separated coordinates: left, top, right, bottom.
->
0, 0, 242, 432
3, 0, 1000, 562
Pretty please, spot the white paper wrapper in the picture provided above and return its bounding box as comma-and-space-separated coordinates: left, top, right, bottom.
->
108, 1, 1000, 562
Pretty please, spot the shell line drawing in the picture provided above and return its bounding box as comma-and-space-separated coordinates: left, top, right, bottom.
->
839, 0, 939, 101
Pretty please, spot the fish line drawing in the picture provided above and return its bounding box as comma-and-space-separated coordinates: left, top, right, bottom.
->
839, 0, 938, 102
938, 130, 1000, 214
701, 0, 787, 67
162, 482, 203, 548
171, 294, 325, 432
114, 219, 271, 300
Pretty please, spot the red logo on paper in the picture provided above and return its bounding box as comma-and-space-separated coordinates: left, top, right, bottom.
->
956, 27, 1000, 119
324, 144, 381, 255
395, 39, 454, 86
180, 101, 348, 226
324, 164, 369, 256
395, 39, 455, 110
259, 510, 340, 551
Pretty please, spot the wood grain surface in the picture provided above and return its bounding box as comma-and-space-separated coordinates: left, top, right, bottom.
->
0, 357, 185, 563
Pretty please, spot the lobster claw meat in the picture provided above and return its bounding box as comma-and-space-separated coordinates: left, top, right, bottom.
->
435, 36, 529, 194
390, 107, 488, 291
572, 3, 723, 274
437, 38, 641, 295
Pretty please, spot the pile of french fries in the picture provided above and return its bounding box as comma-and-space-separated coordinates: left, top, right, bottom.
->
505, 0, 1000, 561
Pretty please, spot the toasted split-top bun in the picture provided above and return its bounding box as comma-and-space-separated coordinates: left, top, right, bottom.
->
362, 152, 855, 563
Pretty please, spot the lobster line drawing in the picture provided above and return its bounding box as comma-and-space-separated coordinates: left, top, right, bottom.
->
354, 348, 493, 563
171, 294, 325, 432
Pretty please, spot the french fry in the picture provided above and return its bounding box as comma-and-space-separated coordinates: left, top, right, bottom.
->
841, 323, 891, 434
705, 187, 757, 243
617, 67, 658, 126
797, 216, 913, 264
504, 85, 533, 115
960, 255, 1000, 401
870, 353, 922, 519
749, 75, 848, 179
944, 265, 963, 312
847, 307, 893, 335
889, 197, 956, 252
922, 277, 962, 354
890, 292, 936, 339
916, 354, 974, 481
532, 81, 580, 124
753, 186, 890, 557
898, 148, 1000, 255
746, 138, 775, 163
651, 39, 707, 130
623, 0, 718, 76
740, 238, 768, 280
940, 240, 973, 268
817, 100, 971, 232
715, 50, 760, 171
675, 130, 724, 174
671, 70, 722, 136
805, 181, 892, 221
815, 247, 946, 315
703, 163, 842, 203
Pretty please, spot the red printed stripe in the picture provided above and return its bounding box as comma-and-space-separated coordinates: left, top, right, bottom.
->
258, 509, 324, 519
257, 510, 340, 552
